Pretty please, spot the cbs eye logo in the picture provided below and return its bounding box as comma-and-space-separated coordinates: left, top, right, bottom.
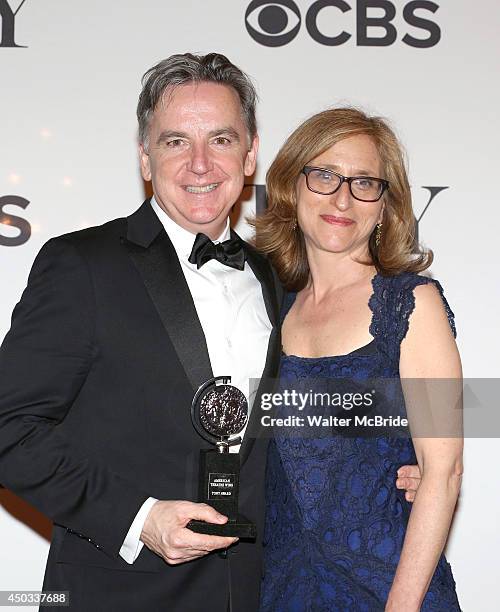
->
245, 0, 441, 48
245, 0, 301, 47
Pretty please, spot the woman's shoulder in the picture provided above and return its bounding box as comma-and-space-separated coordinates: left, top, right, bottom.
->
374, 271, 456, 339
374, 270, 441, 291
374, 271, 452, 307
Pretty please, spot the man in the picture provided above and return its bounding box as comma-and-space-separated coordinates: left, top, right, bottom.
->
0, 53, 419, 611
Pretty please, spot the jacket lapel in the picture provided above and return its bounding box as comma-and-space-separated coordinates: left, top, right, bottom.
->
238, 234, 283, 465
122, 201, 213, 393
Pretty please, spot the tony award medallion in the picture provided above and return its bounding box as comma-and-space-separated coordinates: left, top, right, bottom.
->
187, 376, 257, 539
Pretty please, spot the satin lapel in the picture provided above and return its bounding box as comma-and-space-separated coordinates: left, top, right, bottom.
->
238, 238, 283, 466
239, 329, 281, 466
123, 203, 213, 393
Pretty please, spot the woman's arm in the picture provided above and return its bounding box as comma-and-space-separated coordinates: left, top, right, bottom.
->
385, 283, 463, 611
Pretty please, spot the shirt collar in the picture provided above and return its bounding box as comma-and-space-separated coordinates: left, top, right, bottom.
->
150, 196, 231, 261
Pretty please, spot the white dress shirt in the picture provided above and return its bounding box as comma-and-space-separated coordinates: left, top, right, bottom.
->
119, 197, 272, 563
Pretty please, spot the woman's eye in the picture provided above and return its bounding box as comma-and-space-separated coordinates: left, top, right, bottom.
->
315, 171, 334, 182
354, 178, 374, 190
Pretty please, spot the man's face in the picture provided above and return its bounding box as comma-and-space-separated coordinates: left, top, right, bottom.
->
139, 82, 258, 238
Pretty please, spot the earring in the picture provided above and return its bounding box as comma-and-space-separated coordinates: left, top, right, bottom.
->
375, 223, 382, 247
291, 218, 297, 231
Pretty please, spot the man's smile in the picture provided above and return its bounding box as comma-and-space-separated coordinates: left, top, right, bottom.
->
184, 182, 220, 194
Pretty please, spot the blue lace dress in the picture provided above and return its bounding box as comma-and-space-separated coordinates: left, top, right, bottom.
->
260, 273, 461, 612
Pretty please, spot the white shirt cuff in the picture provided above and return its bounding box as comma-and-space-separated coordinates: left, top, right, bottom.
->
119, 497, 158, 564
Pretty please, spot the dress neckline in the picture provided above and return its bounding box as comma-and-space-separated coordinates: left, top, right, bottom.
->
281, 272, 380, 360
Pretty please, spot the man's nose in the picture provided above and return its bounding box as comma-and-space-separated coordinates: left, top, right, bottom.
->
188, 142, 212, 174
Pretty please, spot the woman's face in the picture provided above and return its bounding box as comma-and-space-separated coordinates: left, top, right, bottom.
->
296, 134, 385, 260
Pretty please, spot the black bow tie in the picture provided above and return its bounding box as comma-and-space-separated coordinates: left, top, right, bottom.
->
188, 233, 246, 270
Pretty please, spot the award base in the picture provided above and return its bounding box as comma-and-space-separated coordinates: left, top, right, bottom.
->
187, 448, 257, 540
187, 515, 257, 539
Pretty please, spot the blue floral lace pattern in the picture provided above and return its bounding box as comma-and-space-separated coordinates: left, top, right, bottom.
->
260, 273, 460, 612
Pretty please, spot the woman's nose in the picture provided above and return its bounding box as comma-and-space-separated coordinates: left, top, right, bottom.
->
331, 181, 353, 210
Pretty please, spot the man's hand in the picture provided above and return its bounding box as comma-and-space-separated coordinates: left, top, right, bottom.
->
140, 500, 238, 565
396, 465, 422, 502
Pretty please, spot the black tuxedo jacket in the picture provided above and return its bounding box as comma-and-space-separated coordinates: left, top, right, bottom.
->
0, 200, 283, 612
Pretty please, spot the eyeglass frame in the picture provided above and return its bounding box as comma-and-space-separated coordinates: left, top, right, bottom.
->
301, 166, 389, 202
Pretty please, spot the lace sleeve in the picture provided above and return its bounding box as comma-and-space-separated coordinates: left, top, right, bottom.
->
395, 274, 457, 346
369, 273, 456, 370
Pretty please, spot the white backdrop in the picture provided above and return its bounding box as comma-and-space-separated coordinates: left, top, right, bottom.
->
1, 1, 499, 610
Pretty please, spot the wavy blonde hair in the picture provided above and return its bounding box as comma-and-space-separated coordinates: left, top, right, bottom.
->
252, 107, 432, 290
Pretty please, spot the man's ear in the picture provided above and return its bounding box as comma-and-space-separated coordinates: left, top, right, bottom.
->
139, 143, 151, 182
244, 134, 259, 176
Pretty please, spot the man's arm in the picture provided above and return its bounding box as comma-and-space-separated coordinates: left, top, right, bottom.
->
1, 237, 239, 563
0, 238, 149, 556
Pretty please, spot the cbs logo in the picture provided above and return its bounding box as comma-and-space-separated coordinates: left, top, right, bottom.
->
245, 0, 440, 48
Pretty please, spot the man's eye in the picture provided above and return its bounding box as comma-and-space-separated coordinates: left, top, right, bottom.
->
166, 139, 184, 147
213, 136, 230, 145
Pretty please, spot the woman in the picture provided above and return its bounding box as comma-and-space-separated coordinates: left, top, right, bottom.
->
255, 108, 462, 611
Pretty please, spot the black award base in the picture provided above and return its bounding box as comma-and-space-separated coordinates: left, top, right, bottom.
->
188, 515, 257, 538
187, 448, 257, 540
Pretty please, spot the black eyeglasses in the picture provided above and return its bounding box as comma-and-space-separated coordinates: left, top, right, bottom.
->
302, 166, 389, 202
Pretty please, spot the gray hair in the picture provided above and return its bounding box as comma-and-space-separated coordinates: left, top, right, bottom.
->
137, 52, 258, 149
